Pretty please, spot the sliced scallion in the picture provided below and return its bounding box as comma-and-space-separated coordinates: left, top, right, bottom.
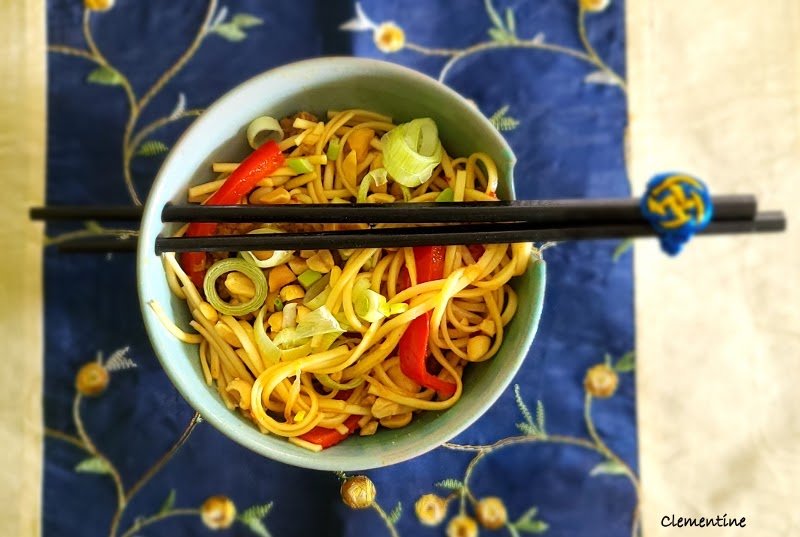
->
400, 185, 412, 202
203, 259, 267, 316
254, 305, 281, 365
246, 116, 283, 149
435, 187, 454, 202
298, 269, 323, 290
239, 227, 294, 268
326, 137, 341, 160
314, 373, 364, 391
273, 297, 284, 311
381, 118, 443, 187
286, 157, 314, 174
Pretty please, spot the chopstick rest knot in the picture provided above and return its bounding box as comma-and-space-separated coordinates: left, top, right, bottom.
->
640, 172, 714, 255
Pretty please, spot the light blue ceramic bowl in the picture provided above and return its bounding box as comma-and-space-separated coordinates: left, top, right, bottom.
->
137, 57, 545, 471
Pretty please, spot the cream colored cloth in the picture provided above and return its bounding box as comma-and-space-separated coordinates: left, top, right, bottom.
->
629, 0, 800, 535
0, 1, 45, 536
2, 1, 799, 536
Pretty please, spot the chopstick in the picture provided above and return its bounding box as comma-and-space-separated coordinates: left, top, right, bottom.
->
151, 212, 785, 253
160, 196, 758, 224
29, 195, 757, 225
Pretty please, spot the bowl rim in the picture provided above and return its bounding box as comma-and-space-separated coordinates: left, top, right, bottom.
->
137, 56, 544, 470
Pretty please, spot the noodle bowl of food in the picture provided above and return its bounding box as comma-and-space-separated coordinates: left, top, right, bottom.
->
138, 58, 545, 470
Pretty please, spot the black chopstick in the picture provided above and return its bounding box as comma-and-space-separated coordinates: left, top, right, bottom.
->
150, 212, 785, 253
30, 195, 757, 225
30, 205, 144, 221
161, 196, 757, 225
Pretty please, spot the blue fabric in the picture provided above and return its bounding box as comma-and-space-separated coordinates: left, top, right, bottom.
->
44, 1, 637, 536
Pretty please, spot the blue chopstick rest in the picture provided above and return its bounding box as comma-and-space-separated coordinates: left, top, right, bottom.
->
640, 172, 714, 255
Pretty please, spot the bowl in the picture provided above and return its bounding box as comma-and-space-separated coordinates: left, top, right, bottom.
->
137, 57, 546, 471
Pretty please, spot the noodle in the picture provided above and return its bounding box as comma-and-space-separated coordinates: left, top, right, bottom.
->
154, 109, 529, 451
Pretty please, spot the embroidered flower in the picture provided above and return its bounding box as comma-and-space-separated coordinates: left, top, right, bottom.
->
340, 475, 376, 509
580, 0, 610, 13
84, 0, 115, 11
476, 497, 507, 529
584, 364, 619, 398
415, 494, 447, 526
373, 22, 405, 53
75, 362, 109, 397
447, 514, 479, 537
201, 496, 236, 529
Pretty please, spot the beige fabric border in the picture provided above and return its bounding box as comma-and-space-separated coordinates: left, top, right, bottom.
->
0, 0, 46, 536
629, 1, 800, 535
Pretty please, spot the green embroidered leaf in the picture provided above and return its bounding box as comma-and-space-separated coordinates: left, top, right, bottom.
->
516, 519, 549, 533
239, 502, 274, 523
484, 0, 505, 31
232, 13, 264, 28
590, 460, 628, 476
388, 502, 402, 524
507, 524, 522, 537
334, 470, 347, 480
612, 238, 633, 262
238, 502, 273, 537
585, 70, 619, 86
211, 22, 247, 42
514, 384, 534, 426
488, 27, 514, 43
75, 456, 112, 474
87, 65, 123, 86
604, 352, 613, 367
158, 489, 176, 514
241, 519, 271, 537
614, 351, 635, 373
516, 506, 539, 525
505, 8, 517, 38
135, 140, 169, 157
536, 400, 546, 436
435, 478, 463, 490
489, 105, 520, 131
516, 422, 540, 436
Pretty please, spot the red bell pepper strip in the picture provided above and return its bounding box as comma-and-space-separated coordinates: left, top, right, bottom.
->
398, 246, 456, 398
298, 414, 361, 449
297, 390, 359, 448
180, 140, 286, 288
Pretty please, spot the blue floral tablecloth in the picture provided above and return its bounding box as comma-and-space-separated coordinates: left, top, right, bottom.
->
44, 1, 636, 536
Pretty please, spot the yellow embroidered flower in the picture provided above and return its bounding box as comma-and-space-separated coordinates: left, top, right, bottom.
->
580, 0, 610, 12
447, 514, 479, 537
201, 496, 237, 529
373, 22, 405, 53
76, 362, 109, 397
84, 0, 115, 11
584, 364, 619, 398
340, 475, 376, 509
476, 497, 507, 529
415, 494, 447, 526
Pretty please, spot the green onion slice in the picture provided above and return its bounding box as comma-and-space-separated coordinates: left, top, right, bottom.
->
356, 168, 388, 203
314, 373, 364, 391
238, 227, 294, 269
381, 118, 443, 187
303, 273, 331, 310
297, 269, 323, 290
286, 157, 314, 174
246, 116, 283, 149
400, 185, 412, 202
435, 187, 454, 202
326, 137, 341, 161
203, 258, 267, 316
254, 305, 281, 365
